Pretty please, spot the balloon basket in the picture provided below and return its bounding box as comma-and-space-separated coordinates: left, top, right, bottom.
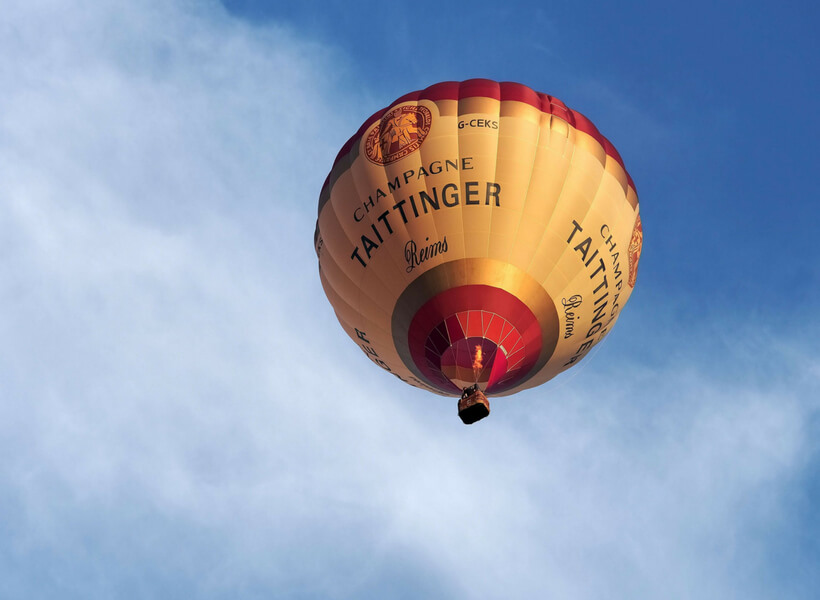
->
458, 385, 490, 424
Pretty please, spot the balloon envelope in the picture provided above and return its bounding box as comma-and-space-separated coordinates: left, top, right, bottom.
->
315, 79, 642, 397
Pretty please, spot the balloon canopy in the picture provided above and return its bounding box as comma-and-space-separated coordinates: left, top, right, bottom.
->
315, 79, 642, 399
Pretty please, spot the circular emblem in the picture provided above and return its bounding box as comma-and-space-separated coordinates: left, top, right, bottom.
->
365, 105, 432, 165
627, 214, 643, 288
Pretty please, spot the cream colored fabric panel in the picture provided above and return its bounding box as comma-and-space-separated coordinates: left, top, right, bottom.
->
524, 171, 640, 388
490, 101, 541, 261
333, 309, 439, 394
455, 97, 500, 258
317, 195, 366, 305
320, 270, 390, 346
417, 100, 467, 263
509, 115, 577, 278
347, 135, 416, 294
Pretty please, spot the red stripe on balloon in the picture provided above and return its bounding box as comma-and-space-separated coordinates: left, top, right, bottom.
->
326, 79, 635, 194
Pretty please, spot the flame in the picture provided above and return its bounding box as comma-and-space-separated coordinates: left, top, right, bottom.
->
472, 344, 483, 380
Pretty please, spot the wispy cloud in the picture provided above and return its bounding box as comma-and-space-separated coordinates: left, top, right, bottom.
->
0, 2, 816, 599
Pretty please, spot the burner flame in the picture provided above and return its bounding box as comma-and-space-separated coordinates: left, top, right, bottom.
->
472, 344, 483, 380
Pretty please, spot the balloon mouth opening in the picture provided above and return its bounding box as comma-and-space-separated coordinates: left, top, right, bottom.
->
409, 292, 542, 395
399, 277, 555, 398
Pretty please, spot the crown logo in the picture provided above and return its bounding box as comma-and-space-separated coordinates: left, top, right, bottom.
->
627, 215, 643, 288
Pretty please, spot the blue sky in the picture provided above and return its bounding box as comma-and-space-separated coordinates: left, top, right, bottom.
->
1, 1, 818, 598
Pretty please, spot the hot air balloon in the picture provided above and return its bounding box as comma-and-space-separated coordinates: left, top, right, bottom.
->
314, 79, 642, 423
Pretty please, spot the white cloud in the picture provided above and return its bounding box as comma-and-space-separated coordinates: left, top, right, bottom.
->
0, 2, 817, 598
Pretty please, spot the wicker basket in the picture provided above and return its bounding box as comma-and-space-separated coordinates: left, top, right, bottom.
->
458, 386, 490, 424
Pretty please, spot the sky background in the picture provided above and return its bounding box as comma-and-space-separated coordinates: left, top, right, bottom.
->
1, 0, 818, 598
